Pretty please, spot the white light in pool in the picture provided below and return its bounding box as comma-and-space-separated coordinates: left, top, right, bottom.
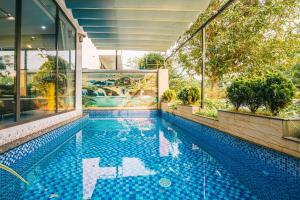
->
159, 178, 172, 188
41, 25, 46, 30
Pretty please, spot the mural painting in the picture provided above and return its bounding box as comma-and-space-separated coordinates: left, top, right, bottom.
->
82, 72, 158, 108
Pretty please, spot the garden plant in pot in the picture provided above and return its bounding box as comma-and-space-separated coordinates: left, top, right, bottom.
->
161, 89, 176, 111
177, 86, 201, 114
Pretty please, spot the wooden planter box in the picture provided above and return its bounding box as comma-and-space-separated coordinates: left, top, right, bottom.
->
176, 105, 199, 115
161, 102, 172, 112
217, 110, 300, 157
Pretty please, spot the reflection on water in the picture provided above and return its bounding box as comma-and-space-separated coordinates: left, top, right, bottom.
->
159, 128, 181, 158
82, 157, 156, 199
3, 117, 298, 200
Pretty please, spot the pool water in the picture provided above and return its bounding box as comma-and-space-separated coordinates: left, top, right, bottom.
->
1, 112, 300, 200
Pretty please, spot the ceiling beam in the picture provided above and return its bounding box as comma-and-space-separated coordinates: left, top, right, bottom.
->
92, 40, 172, 46
88, 33, 177, 41
95, 46, 166, 51
65, 0, 211, 51
83, 27, 179, 35
72, 9, 198, 22
66, 0, 210, 12
96, 44, 167, 48
78, 19, 188, 29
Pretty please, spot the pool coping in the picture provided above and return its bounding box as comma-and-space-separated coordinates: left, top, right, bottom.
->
0, 114, 87, 153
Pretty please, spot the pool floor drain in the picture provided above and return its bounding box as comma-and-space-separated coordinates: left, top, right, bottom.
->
159, 178, 172, 188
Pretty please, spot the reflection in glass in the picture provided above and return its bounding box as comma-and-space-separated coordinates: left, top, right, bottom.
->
0, 0, 16, 126
57, 11, 76, 111
20, 0, 57, 120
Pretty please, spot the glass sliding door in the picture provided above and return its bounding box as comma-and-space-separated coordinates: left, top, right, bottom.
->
0, 0, 16, 127
0, 0, 77, 129
20, 0, 57, 121
57, 11, 76, 111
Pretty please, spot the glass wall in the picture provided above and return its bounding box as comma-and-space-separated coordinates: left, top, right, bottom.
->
57, 11, 76, 111
20, 0, 57, 120
0, 0, 77, 129
0, 0, 16, 126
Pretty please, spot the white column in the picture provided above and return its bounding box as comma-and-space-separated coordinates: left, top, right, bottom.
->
76, 36, 83, 113
158, 69, 169, 108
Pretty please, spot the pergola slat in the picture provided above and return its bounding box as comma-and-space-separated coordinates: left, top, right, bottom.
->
66, 0, 211, 51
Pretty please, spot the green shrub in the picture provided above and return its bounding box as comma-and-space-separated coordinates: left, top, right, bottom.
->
178, 86, 201, 105
227, 73, 296, 116
226, 78, 248, 111
244, 78, 265, 113
162, 89, 176, 102
264, 73, 296, 115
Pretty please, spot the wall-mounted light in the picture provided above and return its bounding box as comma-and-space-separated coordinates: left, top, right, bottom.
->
26, 44, 32, 49
0, 8, 15, 21
78, 33, 86, 43
5, 14, 14, 21
41, 26, 47, 30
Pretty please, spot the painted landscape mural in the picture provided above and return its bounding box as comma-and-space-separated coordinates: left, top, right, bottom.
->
82, 72, 158, 108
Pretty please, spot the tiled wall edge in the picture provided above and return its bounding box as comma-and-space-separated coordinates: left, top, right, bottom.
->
161, 111, 300, 176
0, 111, 84, 153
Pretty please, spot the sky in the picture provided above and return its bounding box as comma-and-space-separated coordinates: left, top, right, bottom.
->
82, 37, 164, 70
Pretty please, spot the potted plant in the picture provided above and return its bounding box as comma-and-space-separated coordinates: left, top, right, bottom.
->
161, 89, 176, 111
177, 86, 201, 114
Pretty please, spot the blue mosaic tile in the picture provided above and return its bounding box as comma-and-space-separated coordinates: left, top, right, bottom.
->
85, 109, 160, 118
0, 116, 89, 184
0, 111, 299, 199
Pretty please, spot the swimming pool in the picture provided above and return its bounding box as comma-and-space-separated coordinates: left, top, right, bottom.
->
0, 110, 299, 199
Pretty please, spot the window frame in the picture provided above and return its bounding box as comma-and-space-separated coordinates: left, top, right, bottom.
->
0, 0, 77, 130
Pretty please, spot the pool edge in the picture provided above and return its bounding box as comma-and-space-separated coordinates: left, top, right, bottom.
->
0, 114, 87, 154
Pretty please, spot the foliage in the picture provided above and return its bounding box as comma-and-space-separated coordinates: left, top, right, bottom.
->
175, 0, 300, 95
32, 55, 69, 96
226, 78, 248, 111
264, 73, 296, 115
162, 89, 176, 102
291, 63, 300, 89
227, 73, 296, 115
138, 53, 165, 70
178, 86, 201, 105
82, 96, 97, 107
196, 99, 230, 118
244, 78, 265, 113
168, 65, 201, 94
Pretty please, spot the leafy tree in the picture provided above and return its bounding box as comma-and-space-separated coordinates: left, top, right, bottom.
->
227, 73, 296, 115
33, 55, 68, 96
226, 77, 248, 111
138, 53, 165, 70
175, 0, 300, 97
244, 78, 265, 113
264, 73, 296, 115
291, 63, 300, 89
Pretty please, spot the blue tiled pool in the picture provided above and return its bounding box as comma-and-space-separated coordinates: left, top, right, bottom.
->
1, 110, 300, 199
